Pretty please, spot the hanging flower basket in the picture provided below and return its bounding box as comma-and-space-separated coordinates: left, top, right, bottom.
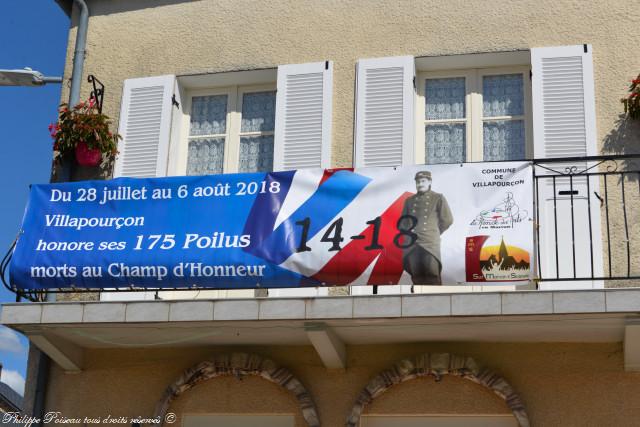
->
50, 98, 121, 167
74, 141, 103, 166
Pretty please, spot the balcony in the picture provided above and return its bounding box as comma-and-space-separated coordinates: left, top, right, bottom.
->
2, 154, 640, 372
3, 154, 639, 301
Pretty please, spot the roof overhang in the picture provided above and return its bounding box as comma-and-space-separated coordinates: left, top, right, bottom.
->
55, 0, 72, 17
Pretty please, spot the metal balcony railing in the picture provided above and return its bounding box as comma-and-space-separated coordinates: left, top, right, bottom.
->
3, 154, 640, 302
533, 154, 640, 283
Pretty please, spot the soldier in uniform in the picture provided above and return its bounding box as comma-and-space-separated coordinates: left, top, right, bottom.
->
400, 170, 454, 285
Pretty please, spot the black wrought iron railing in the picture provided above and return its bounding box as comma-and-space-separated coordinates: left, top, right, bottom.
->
2, 154, 639, 301
533, 154, 640, 283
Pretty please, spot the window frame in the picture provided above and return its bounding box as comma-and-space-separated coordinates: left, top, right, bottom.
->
415, 66, 533, 164
174, 83, 277, 176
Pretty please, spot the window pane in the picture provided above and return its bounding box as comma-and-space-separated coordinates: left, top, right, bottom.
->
241, 91, 276, 132
483, 120, 525, 161
425, 77, 465, 120
239, 135, 274, 173
425, 124, 465, 164
187, 138, 225, 175
190, 95, 227, 136
483, 74, 524, 117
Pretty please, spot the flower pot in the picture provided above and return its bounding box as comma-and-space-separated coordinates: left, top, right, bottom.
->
75, 141, 102, 167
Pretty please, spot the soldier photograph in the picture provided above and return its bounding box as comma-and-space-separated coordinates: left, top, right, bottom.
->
401, 170, 454, 285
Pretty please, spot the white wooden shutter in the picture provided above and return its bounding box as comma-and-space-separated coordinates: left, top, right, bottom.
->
166, 80, 184, 176
274, 61, 333, 171
354, 56, 415, 167
531, 45, 603, 289
106, 75, 176, 301
531, 45, 597, 159
114, 75, 175, 177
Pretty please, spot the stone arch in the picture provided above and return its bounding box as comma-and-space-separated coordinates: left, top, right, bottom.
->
346, 352, 529, 427
154, 352, 319, 427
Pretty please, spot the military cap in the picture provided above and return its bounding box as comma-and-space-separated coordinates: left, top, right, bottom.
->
414, 170, 432, 181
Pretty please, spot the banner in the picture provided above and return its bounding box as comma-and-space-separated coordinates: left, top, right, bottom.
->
10, 162, 533, 290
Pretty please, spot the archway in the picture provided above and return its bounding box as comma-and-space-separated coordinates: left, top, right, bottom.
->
154, 353, 320, 427
346, 353, 529, 427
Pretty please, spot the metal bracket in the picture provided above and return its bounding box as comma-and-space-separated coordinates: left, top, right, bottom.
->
87, 74, 104, 114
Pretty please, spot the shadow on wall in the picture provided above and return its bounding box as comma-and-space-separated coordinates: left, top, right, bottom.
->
603, 113, 640, 182
85, 0, 200, 17
59, 0, 198, 18
51, 158, 114, 183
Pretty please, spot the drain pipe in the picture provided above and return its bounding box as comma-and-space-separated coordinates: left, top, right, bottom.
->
51, 0, 89, 186
69, 0, 89, 106
38, 0, 91, 419
32, 351, 50, 425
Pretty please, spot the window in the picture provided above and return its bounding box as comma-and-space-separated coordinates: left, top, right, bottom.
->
416, 67, 532, 164
183, 85, 277, 175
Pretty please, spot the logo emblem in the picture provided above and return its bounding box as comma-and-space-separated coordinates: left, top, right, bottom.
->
466, 235, 530, 282
470, 192, 528, 229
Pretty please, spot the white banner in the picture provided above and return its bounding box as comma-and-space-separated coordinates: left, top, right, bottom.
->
279, 161, 534, 286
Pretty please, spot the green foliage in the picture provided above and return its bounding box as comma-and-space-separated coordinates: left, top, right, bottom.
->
49, 98, 121, 163
621, 74, 640, 120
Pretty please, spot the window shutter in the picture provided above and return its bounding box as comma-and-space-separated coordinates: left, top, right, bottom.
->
354, 56, 415, 168
114, 75, 175, 178
531, 45, 603, 289
531, 45, 597, 159
274, 61, 333, 171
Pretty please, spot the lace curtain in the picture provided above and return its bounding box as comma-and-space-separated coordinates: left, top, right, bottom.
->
425, 77, 466, 163
185, 91, 276, 175
239, 91, 276, 173
483, 74, 524, 117
241, 91, 276, 132
483, 74, 525, 161
190, 95, 227, 135
425, 77, 465, 120
187, 138, 225, 175
187, 95, 228, 175
423, 74, 526, 163
239, 136, 274, 173
425, 124, 465, 164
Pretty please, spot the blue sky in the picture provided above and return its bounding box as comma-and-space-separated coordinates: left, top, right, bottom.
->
0, 1, 69, 395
